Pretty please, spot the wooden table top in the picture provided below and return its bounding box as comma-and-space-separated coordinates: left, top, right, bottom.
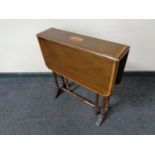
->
37, 28, 129, 61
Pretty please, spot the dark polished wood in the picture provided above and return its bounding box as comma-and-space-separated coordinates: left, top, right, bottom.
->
37, 28, 129, 126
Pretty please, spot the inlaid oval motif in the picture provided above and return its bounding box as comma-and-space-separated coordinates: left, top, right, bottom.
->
69, 36, 84, 42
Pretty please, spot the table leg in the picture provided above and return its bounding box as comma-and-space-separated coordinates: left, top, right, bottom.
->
53, 72, 59, 90
101, 96, 108, 114
94, 94, 100, 114
53, 72, 64, 98
64, 78, 69, 89
96, 96, 111, 126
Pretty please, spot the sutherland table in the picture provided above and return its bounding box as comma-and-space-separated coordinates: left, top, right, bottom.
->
37, 28, 130, 126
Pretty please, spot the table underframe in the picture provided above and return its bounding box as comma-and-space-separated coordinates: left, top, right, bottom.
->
52, 71, 111, 126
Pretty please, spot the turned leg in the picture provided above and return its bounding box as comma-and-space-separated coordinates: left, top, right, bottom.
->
96, 96, 111, 126
53, 72, 59, 90
94, 94, 100, 114
53, 72, 64, 98
60, 76, 65, 87
60, 76, 70, 89
101, 96, 109, 114
64, 78, 69, 89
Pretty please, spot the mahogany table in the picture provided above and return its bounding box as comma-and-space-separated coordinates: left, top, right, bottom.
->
37, 28, 129, 126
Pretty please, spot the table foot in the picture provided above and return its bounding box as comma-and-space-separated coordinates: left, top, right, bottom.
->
95, 106, 111, 126
96, 114, 105, 126
94, 107, 101, 115
55, 89, 64, 98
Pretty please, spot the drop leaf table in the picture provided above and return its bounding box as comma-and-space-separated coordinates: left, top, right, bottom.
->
37, 28, 129, 126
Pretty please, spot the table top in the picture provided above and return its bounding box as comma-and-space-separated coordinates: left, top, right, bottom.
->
37, 28, 129, 61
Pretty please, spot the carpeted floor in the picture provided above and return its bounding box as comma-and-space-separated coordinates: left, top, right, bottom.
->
0, 75, 155, 135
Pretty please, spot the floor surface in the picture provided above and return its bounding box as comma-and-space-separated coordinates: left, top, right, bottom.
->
0, 76, 155, 134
